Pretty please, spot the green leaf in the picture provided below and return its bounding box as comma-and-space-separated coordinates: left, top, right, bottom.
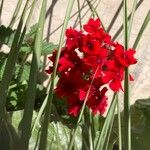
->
0, 25, 15, 47
0, 53, 7, 81
20, 46, 31, 53
11, 110, 82, 150
41, 41, 58, 55
14, 62, 30, 82
25, 23, 38, 39
0, 117, 21, 150
19, 64, 30, 82
39, 0, 75, 149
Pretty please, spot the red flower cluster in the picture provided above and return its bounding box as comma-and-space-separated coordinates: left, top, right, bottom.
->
46, 18, 137, 117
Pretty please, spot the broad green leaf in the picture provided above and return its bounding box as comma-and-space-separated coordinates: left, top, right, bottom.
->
11, 110, 82, 150
0, 116, 21, 150
19, 64, 30, 82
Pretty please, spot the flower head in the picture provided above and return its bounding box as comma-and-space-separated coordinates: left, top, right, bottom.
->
46, 18, 137, 117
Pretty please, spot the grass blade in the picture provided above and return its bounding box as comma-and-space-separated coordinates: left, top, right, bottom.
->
0, 0, 4, 25
32, 76, 58, 133
86, 0, 105, 30
104, 109, 115, 150
0, 0, 30, 119
89, 111, 94, 150
117, 94, 122, 150
95, 93, 117, 150
9, 0, 23, 28
77, 0, 82, 29
73, 0, 98, 29
107, 1, 123, 33
20, 0, 47, 149
46, 0, 96, 39
38, 1, 75, 149
133, 10, 150, 49
112, 0, 144, 41
128, 0, 138, 42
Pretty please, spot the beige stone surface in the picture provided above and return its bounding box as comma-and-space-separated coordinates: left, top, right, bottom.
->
0, 0, 150, 108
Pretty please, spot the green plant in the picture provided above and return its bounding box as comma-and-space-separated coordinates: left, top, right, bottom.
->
0, 0, 149, 150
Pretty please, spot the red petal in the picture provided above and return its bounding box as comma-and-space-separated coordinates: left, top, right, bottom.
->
79, 89, 86, 101
129, 74, 134, 81
102, 71, 114, 83
68, 106, 81, 117
109, 80, 122, 92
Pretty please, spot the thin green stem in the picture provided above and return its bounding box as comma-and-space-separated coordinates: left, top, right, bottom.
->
128, 0, 138, 43
95, 93, 117, 150
86, 0, 105, 30
77, 0, 82, 29
68, 67, 99, 150
89, 111, 94, 150
31, 84, 50, 132
112, 0, 144, 41
73, 0, 97, 29
123, 0, 128, 50
9, 0, 23, 28
20, 0, 47, 149
45, 0, 96, 40
123, 0, 131, 150
89, 0, 101, 18
86, 0, 94, 17
0, 0, 4, 25
117, 94, 122, 150
32, 76, 59, 133
107, 0, 123, 33
104, 109, 115, 150
38, 1, 75, 150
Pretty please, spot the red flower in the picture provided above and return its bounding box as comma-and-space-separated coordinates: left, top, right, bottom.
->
79, 77, 107, 115
83, 18, 101, 33
58, 51, 81, 73
46, 18, 137, 117
114, 43, 137, 67
67, 94, 82, 117
55, 70, 86, 98
80, 34, 102, 55
87, 87, 108, 115
102, 60, 124, 92
58, 55, 74, 72
65, 27, 82, 51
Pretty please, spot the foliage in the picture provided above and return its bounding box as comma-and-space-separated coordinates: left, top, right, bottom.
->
0, 0, 149, 150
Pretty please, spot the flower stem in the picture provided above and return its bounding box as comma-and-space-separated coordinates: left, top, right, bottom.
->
123, 0, 131, 150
